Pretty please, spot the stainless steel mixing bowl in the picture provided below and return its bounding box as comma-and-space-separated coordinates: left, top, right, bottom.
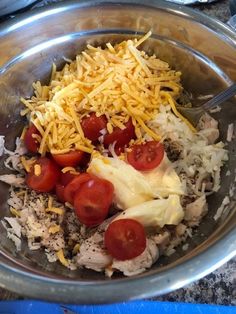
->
0, 0, 37, 17
0, 0, 235, 304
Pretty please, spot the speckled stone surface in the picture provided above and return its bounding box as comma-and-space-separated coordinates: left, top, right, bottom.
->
155, 259, 236, 305
195, 0, 231, 22
0, 0, 235, 306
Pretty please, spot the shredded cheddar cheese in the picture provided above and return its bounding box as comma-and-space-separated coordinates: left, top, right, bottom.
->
20, 156, 36, 173
56, 249, 69, 267
72, 243, 80, 255
16, 190, 26, 197
49, 225, 61, 234
34, 164, 41, 176
61, 167, 77, 173
46, 207, 64, 215
48, 196, 53, 210
46, 196, 64, 215
162, 92, 196, 132
20, 127, 27, 140
65, 202, 74, 209
10, 207, 21, 217
21, 32, 194, 156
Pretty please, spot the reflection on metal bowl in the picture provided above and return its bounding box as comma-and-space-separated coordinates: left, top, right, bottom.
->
0, 0, 37, 17
0, 0, 235, 304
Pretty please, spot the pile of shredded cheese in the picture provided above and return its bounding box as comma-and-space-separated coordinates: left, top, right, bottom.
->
20, 31, 191, 156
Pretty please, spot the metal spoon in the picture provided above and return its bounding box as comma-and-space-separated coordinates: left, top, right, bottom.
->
177, 83, 236, 126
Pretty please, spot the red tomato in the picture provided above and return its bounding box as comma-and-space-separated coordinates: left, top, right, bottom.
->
55, 184, 65, 203
73, 177, 114, 226
55, 172, 79, 203
52, 150, 84, 167
104, 219, 146, 260
81, 113, 107, 142
63, 173, 92, 204
60, 172, 78, 186
103, 119, 135, 149
26, 157, 60, 193
127, 141, 164, 171
114, 146, 124, 156
79, 153, 91, 168
24, 124, 41, 153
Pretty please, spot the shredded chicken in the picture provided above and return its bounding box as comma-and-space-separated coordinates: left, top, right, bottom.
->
198, 113, 218, 130
227, 123, 234, 142
41, 232, 65, 252
2, 217, 22, 251
0, 136, 27, 157
199, 128, 219, 145
0, 174, 25, 186
3, 217, 21, 238
197, 113, 219, 144
111, 238, 159, 276
0, 135, 5, 156
77, 232, 112, 272
214, 196, 230, 221
184, 195, 208, 226
175, 223, 187, 237
152, 231, 170, 252
4, 155, 22, 171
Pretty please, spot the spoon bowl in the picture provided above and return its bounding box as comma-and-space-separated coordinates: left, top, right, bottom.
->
177, 83, 236, 126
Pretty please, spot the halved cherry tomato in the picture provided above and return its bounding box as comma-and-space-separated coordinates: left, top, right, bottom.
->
26, 157, 60, 193
73, 177, 114, 226
60, 172, 78, 186
63, 173, 92, 204
55, 172, 79, 203
127, 140, 164, 171
103, 119, 135, 149
52, 150, 84, 167
55, 184, 65, 203
79, 153, 91, 169
104, 219, 146, 260
114, 146, 124, 156
81, 113, 107, 142
24, 124, 41, 153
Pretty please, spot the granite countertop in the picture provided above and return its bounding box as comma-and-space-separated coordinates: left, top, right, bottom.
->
0, 0, 235, 306
194, 0, 231, 22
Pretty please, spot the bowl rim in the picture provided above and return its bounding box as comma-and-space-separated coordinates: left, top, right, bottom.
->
0, 0, 235, 304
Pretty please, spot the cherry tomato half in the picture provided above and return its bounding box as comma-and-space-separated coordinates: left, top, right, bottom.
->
55, 184, 65, 203
79, 153, 91, 168
74, 177, 114, 226
63, 173, 92, 204
127, 140, 164, 171
55, 172, 79, 203
26, 157, 60, 193
81, 113, 107, 142
60, 172, 79, 186
103, 119, 135, 149
24, 124, 41, 153
104, 219, 146, 260
114, 146, 124, 156
52, 150, 84, 167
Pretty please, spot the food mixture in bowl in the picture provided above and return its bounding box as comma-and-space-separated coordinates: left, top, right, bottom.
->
0, 32, 228, 277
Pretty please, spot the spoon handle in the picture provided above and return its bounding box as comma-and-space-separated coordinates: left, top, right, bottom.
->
202, 83, 236, 111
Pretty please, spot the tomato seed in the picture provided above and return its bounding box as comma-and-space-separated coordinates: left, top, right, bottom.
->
147, 154, 155, 162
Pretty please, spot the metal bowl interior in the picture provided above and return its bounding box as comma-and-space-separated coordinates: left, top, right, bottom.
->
0, 0, 235, 304
0, 0, 37, 17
